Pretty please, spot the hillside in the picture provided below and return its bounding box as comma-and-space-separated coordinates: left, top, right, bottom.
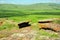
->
0, 3, 60, 18
0, 3, 60, 40
0, 3, 60, 11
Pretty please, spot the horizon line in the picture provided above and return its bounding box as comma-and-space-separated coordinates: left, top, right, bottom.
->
0, 2, 60, 5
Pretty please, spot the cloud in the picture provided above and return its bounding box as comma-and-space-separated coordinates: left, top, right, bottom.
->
0, 0, 60, 4
0, 0, 16, 4
54, 0, 60, 3
0, 1, 6, 3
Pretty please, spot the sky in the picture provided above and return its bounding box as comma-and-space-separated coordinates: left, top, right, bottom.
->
0, 0, 60, 5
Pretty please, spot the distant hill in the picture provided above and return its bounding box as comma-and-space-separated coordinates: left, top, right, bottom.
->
0, 3, 60, 18
0, 3, 60, 11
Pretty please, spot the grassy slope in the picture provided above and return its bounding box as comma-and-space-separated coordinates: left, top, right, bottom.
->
0, 3, 60, 11
0, 3, 60, 39
0, 3, 60, 22
0, 3, 60, 28
0, 3, 60, 30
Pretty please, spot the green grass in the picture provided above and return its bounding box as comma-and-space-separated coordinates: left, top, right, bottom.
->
38, 30, 59, 38
0, 9, 60, 31
0, 11, 60, 30
0, 22, 17, 31
0, 4, 60, 39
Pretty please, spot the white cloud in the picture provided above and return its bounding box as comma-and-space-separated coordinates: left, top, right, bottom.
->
0, 0, 60, 4
55, 0, 60, 3
0, 0, 16, 4
0, 1, 6, 3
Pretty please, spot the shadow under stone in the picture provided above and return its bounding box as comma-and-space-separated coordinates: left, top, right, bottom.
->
18, 22, 31, 28
40, 28, 56, 32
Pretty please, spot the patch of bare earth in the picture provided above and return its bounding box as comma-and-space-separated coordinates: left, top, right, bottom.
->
0, 19, 60, 40
0, 27, 60, 40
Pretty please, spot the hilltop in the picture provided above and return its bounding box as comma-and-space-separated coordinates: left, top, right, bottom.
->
0, 3, 60, 11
